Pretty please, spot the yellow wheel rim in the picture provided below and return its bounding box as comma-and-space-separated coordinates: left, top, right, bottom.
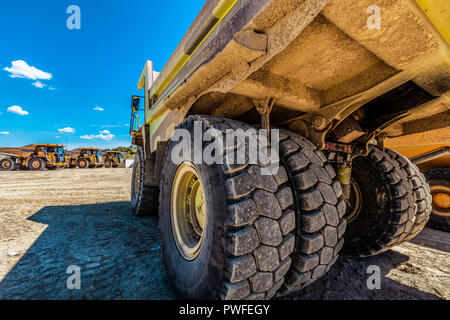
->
3, 161, 10, 168
134, 160, 141, 199
347, 178, 362, 223
32, 160, 40, 169
171, 162, 206, 260
430, 185, 450, 217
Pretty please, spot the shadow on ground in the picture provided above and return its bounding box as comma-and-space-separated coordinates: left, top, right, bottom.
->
0, 202, 443, 300
0, 202, 174, 300
283, 250, 442, 300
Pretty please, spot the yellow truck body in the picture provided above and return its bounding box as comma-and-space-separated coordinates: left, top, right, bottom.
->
68, 148, 104, 168
0, 144, 67, 170
132, 0, 449, 155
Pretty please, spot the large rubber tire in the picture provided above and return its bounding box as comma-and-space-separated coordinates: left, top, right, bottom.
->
76, 158, 89, 169
131, 146, 159, 217
159, 116, 296, 300
423, 168, 450, 232
275, 130, 347, 296
386, 149, 432, 240
343, 146, 416, 257
0, 158, 15, 171
29, 158, 45, 171
105, 160, 112, 168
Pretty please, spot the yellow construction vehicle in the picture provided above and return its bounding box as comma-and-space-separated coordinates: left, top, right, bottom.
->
128, 0, 449, 300
102, 150, 124, 168
0, 144, 67, 171
387, 129, 450, 232
68, 148, 104, 168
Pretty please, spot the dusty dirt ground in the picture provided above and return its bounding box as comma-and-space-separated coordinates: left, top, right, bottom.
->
0, 168, 448, 300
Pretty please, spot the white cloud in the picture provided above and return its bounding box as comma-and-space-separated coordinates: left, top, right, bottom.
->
48, 87, 56, 91
32, 81, 46, 88
55, 135, 61, 138
0, 131, 10, 135
80, 129, 115, 141
58, 127, 76, 134
7, 105, 29, 116
93, 106, 104, 111
4, 60, 52, 80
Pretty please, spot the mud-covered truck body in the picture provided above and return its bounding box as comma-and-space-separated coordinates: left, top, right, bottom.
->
68, 148, 103, 168
129, 0, 449, 299
0, 144, 67, 171
102, 151, 124, 168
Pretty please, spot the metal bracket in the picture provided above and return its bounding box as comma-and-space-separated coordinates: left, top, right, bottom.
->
376, 131, 388, 151
254, 97, 275, 140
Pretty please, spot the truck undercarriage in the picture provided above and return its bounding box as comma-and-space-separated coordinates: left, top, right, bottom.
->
129, 0, 449, 300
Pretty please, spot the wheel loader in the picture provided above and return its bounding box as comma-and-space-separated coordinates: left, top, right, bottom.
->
386, 128, 450, 232
0, 144, 67, 171
128, 0, 449, 300
68, 148, 104, 168
102, 150, 124, 168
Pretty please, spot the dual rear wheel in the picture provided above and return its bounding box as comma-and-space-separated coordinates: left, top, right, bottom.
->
131, 116, 432, 299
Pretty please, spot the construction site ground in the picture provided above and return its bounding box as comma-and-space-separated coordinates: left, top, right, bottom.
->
0, 168, 448, 300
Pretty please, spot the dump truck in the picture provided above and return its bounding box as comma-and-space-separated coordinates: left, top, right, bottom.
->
68, 148, 103, 168
102, 151, 124, 168
128, 0, 449, 300
0, 144, 67, 171
386, 128, 450, 232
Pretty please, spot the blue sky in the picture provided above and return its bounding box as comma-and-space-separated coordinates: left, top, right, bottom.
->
0, 0, 204, 149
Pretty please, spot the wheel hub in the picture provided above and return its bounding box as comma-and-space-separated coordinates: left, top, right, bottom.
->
430, 185, 450, 217
171, 162, 206, 260
346, 178, 362, 223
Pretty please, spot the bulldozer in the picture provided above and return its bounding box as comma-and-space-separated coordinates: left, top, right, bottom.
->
68, 148, 104, 168
0, 144, 67, 171
128, 0, 449, 300
102, 150, 124, 168
386, 128, 450, 232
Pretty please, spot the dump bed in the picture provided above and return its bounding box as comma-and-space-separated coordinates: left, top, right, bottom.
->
138, 0, 450, 152
0, 147, 23, 157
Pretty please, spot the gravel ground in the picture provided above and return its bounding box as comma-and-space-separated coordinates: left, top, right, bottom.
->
0, 168, 448, 300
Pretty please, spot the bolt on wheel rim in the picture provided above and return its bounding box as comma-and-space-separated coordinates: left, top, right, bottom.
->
171, 162, 206, 260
